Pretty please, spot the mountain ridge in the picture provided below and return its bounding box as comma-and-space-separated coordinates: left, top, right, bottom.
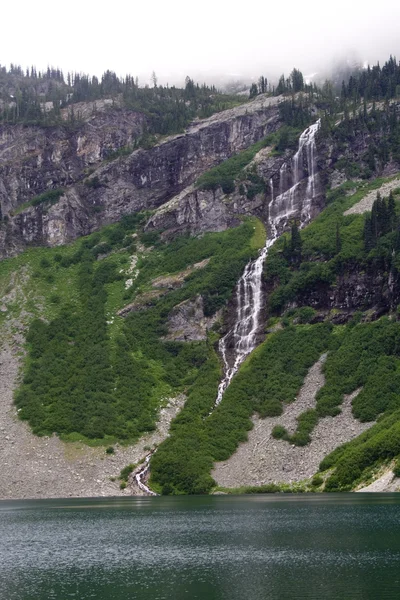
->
1, 59, 400, 497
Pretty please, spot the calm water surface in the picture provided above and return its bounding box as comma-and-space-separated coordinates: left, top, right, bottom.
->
0, 494, 399, 599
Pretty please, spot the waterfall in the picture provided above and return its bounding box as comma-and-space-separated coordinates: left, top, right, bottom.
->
135, 454, 157, 496
269, 119, 321, 230
214, 119, 321, 407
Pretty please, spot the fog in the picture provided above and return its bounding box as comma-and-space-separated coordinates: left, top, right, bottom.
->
2, 0, 400, 86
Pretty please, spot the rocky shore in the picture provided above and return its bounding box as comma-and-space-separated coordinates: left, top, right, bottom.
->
0, 341, 185, 499
212, 356, 374, 488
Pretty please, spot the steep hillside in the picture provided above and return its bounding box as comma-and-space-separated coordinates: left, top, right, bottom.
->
1, 59, 400, 498
0, 94, 280, 257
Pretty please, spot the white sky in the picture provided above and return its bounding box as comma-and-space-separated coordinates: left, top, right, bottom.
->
1, 0, 400, 85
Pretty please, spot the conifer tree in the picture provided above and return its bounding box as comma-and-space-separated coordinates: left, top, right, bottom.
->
364, 215, 374, 252
335, 222, 342, 254
290, 222, 302, 264
388, 191, 396, 231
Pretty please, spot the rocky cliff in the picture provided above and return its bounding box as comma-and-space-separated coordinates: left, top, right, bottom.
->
146, 140, 327, 239
0, 95, 282, 257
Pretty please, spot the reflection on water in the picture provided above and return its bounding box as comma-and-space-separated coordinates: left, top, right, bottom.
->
0, 494, 399, 599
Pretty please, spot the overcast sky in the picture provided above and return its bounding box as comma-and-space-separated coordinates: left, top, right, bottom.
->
2, 0, 400, 85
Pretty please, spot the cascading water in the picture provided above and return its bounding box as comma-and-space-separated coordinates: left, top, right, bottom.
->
137, 120, 321, 493
269, 119, 321, 229
135, 453, 157, 496
214, 119, 321, 407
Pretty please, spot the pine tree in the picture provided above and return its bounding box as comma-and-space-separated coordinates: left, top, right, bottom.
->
290, 68, 304, 92
388, 191, 396, 231
371, 200, 378, 242
290, 222, 302, 264
249, 83, 258, 99
364, 215, 374, 251
335, 222, 342, 254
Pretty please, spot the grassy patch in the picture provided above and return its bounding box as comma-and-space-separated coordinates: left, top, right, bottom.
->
12, 189, 65, 215
195, 128, 301, 194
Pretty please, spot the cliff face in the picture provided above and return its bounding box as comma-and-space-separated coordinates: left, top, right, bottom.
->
0, 95, 282, 257
148, 127, 328, 239
0, 104, 147, 213
288, 268, 400, 323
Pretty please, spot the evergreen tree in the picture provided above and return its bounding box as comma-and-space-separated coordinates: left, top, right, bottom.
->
363, 215, 374, 252
335, 222, 342, 254
290, 222, 302, 264
290, 68, 304, 92
388, 191, 396, 231
276, 74, 287, 95
249, 83, 258, 99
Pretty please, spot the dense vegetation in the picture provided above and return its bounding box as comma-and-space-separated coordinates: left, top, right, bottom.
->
3, 55, 400, 493
151, 323, 332, 494
340, 55, 400, 102
0, 65, 245, 135
265, 178, 400, 315
13, 217, 262, 443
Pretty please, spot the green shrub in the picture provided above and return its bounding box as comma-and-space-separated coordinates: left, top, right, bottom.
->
119, 463, 137, 482
290, 409, 318, 446
84, 176, 102, 189
311, 475, 323, 487
272, 425, 288, 440
297, 307, 317, 324
40, 257, 51, 269
31, 188, 64, 208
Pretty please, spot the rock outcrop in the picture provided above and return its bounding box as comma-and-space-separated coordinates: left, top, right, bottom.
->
284, 266, 400, 321
147, 125, 327, 239
0, 95, 282, 257
164, 295, 220, 342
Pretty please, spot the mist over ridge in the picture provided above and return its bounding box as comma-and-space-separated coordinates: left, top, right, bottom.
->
1, 0, 400, 90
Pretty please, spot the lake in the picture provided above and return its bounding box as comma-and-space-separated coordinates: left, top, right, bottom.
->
0, 494, 399, 599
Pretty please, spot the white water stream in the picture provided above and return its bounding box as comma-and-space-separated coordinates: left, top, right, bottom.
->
135, 454, 157, 496
214, 120, 321, 406
137, 119, 321, 493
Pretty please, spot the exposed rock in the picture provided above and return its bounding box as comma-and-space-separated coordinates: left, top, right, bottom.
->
151, 258, 210, 288
330, 170, 347, 189
117, 290, 164, 315
0, 105, 146, 214
212, 357, 373, 488
0, 95, 282, 256
164, 295, 220, 342
286, 266, 400, 316
344, 176, 400, 215
357, 468, 400, 492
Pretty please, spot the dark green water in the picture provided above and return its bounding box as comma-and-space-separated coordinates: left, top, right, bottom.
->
0, 494, 399, 599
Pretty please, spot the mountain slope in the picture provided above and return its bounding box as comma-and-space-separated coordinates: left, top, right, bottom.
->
1, 63, 400, 497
